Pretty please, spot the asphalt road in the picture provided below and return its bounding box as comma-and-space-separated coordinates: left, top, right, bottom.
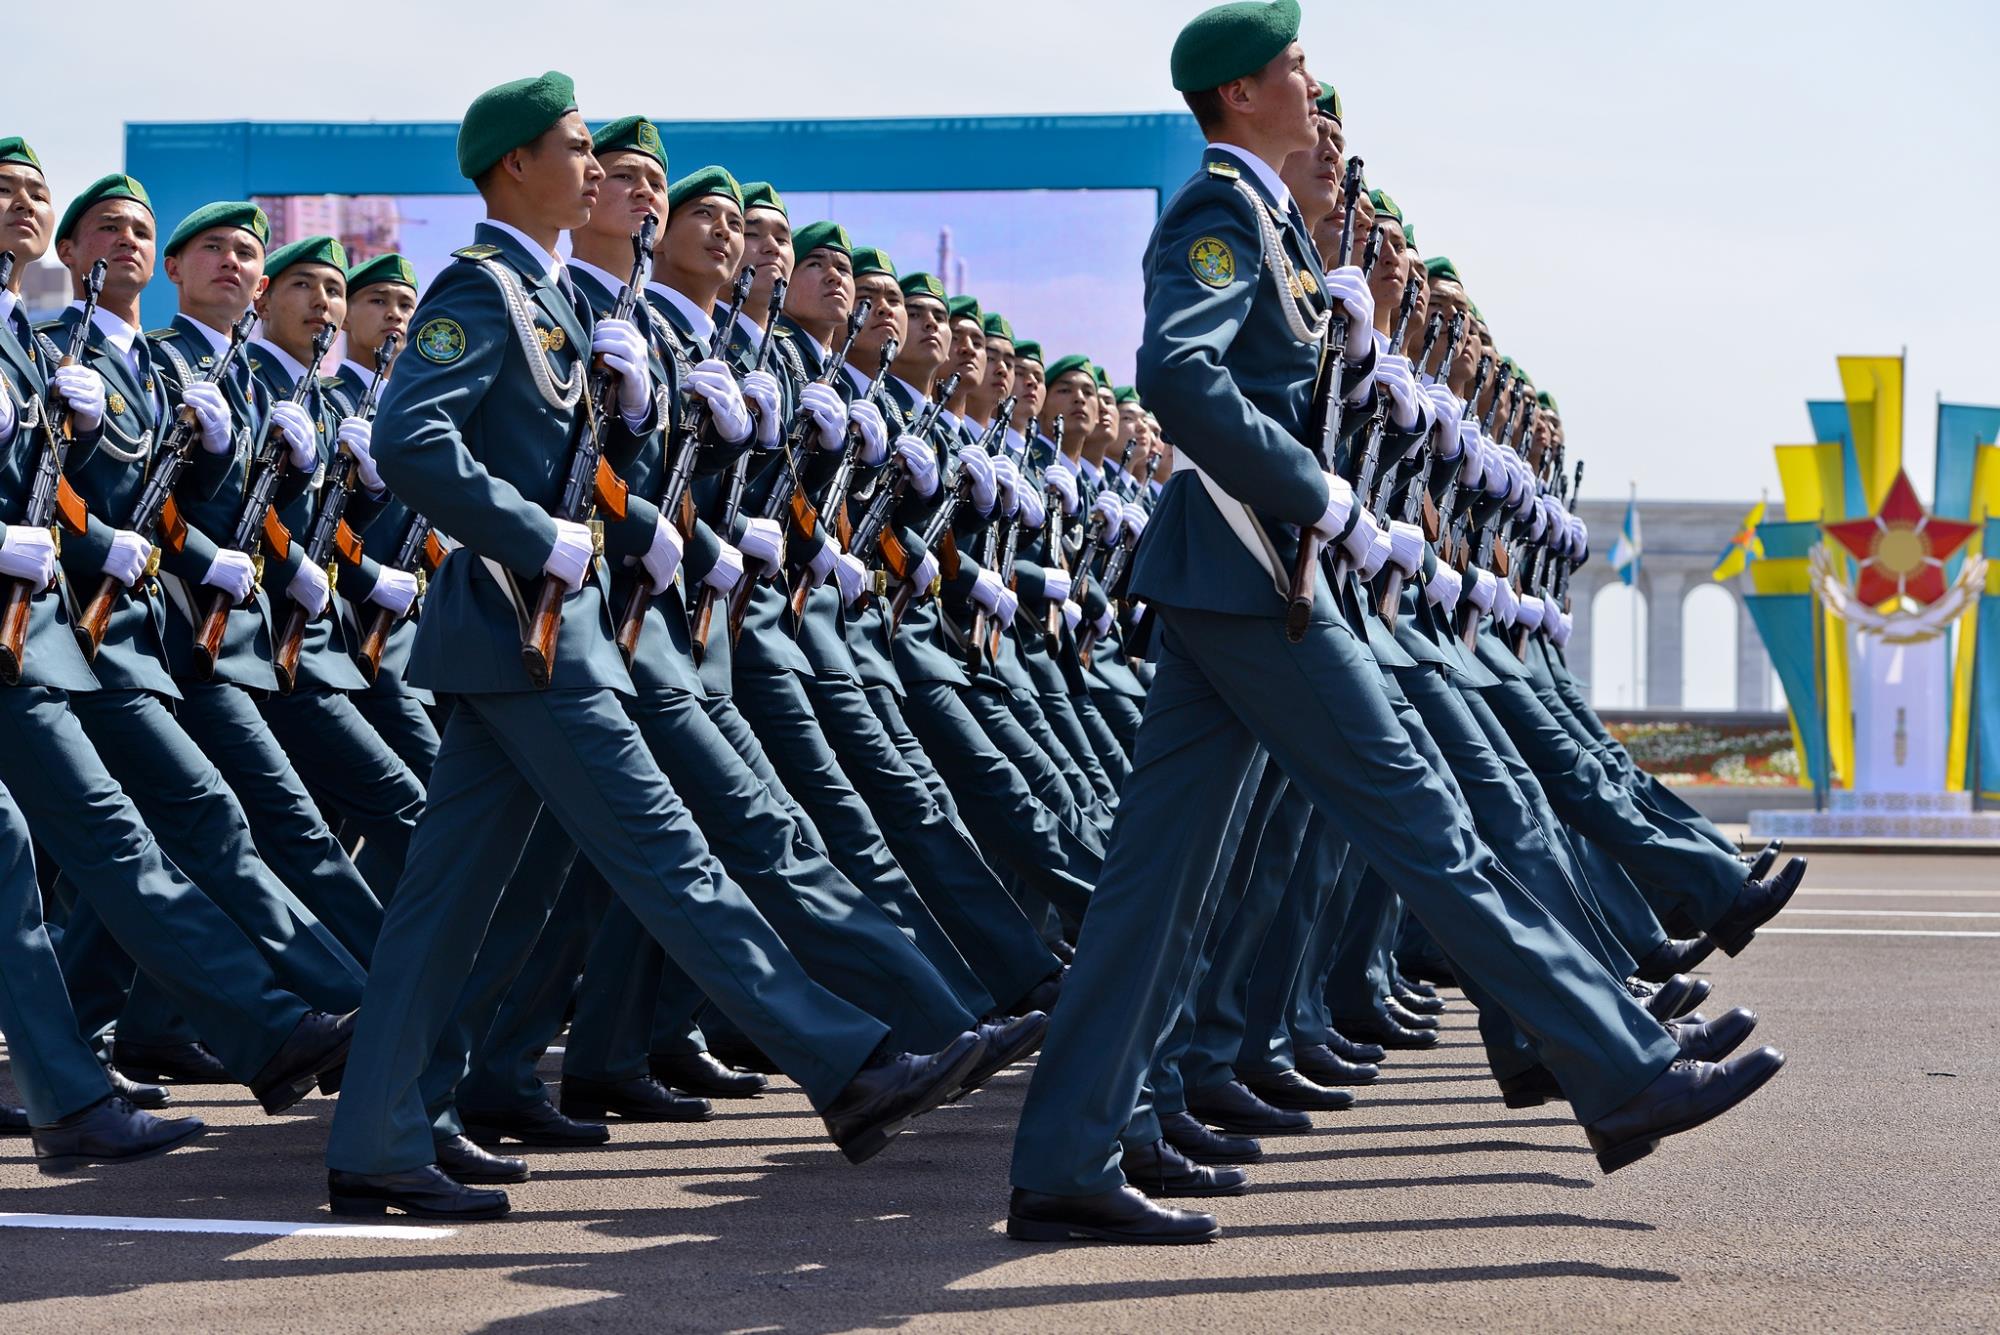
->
2, 849, 1995, 1333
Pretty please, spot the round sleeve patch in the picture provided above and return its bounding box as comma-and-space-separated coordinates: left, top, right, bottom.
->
1189, 236, 1236, 288
415, 317, 466, 364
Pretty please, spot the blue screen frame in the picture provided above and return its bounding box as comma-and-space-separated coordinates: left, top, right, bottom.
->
125, 112, 1206, 324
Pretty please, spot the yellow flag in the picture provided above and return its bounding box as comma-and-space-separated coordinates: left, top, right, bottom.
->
1837, 355, 1903, 513
1712, 500, 1768, 581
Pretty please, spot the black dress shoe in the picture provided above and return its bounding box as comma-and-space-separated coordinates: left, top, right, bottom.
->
957, 1011, 1048, 1097
1636, 973, 1711, 1022
1243, 1069, 1355, 1113
1326, 1028, 1388, 1064
1709, 857, 1808, 956
1384, 997, 1440, 1030
461, 1096, 610, 1147
1634, 935, 1719, 983
0, 1104, 28, 1135
649, 1050, 768, 1099
1007, 1185, 1218, 1244
1186, 1079, 1313, 1135
105, 1065, 170, 1110
114, 1040, 229, 1085
328, 1165, 509, 1220
1336, 1012, 1440, 1050
1393, 984, 1446, 1015
1583, 1047, 1786, 1173
434, 1133, 529, 1184
1668, 1007, 1758, 1063
1496, 1064, 1567, 1108
317, 1064, 346, 1096
250, 1010, 356, 1115
1393, 970, 1439, 1000
31, 1097, 206, 1175
1121, 1137, 1247, 1198
560, 1075, 713, 1123
1009, 967, 1064, 1017
706, 1035, 784, 1075
1159, 1109, 1262, 1164
821, 1031, 985, 1165
1745, 838, 1783, 883
1293, 1043, 1379, 1086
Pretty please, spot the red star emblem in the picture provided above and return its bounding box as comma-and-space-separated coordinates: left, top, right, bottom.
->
1824, 469, 1976, 608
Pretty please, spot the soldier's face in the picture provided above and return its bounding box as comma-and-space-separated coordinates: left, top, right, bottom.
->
901, 296, 948, 369
980, 336, 1014, 403
0, 164, 53, 265
165, 226, 266, 320
662, 194, 745, 290
1042, 370, 1094, 439
344, 282, 418, 361
514, 113, 602, 231
787, 247, 854, 331
1014, 361, 1044, 422
1367, 218, 1408, 310
1425, 281, 1474, 380
1246, 42, 1318, 157
742, 207, 794, 297
948, 317, 985, 383
58, 200, 155, 301
851, 273, 905, 363
1093, 387, 1117, 443
1279, 115, 1342, 228
257, 263, 344, 348
588, 150, 667, 241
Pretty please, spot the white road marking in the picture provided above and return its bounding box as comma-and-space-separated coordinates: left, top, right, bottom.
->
1784, 908, 2000, 918
1760, 928, 2000, 939
0, 1212, 454, 1240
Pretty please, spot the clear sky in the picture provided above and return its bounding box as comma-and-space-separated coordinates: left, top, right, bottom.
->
11, 0, 1997, 505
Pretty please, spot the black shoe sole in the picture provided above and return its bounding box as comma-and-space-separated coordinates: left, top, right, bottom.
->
1006, 1216, 1220, 1244
1187, 1113, 1313, 1137
1588, 1055, 1787, 1174
1713, 859, 1808, 956
35, 1121, 207, 1176
1297, 1068, 1379, 1086
329, 1193, 511, 1221
439, 1166, 530, 1185
461, 1121, 610, 1149
1500, 1086, 1569, 1110
1131, 1178, 1249, 1199
654, 1079, 765, 1099
254, 1033, 354, 1116
112, 1064, 226, 1086
1248, 1092, 1354, 1113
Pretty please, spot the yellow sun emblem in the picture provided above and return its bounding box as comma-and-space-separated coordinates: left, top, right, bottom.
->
1189, 236, 1235, 288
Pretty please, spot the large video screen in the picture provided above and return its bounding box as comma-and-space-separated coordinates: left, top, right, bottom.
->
252, 187, 1156, 385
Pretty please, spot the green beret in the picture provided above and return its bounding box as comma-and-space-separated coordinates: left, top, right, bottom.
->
1092, 364, 1112, 390
164, 200, 269, 258
1315, 82, 1342, 123
1045, 354, 1093, 385
0, 137, 41, 173
1537, 390, 1559, 414
1368, 189, 1404, 225
1013, 339, 1043, 365
592, 114, 667, 175
56, 173, 150, 243
264, 235, 348, 284
1424, 255, 1462, 285
851, 246, 896, 280
1498, 356, 1518, 377
900, 271, 947, 305
980, 311, 1014, 344
946, 294, 982, 325
1114, 385, 1140, 405
668, 165, 742, 214
1171, 0, 1301, 92
793, 221, 851, 259
346, 252, 418, 293
1402, 221, 1417, 252
458, 71, 577, 180
740, 181, 785, 217
1470, 301, 1485, 323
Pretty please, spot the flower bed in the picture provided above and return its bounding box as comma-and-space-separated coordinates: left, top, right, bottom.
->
1604, 720, 1801, 787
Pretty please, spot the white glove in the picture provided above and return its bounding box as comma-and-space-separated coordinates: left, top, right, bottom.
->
201, 548, 256, 603
639, 515, 683, 593
1375, 354, 1422, 431
269, 400, 318, 471
1493, 578, 1519, 626
1339, 504, 1380, 564
0, 524, 58, 590
1017, 486, 1046, 530
1517, 594, 1546, 631
1466, 567, 1499, 614
184, 381, 234, 454
366, 567, 419, 617
1423, 385, 1464, 448
1481, 449, 1512, 498
1045, 458, 1079, 514
848, 399, 888, 465
1120, 499, 1149, 542
101, 529, 153, 587
702, 541, 744, 593
1042, 567, 1074, 604
1553, 610, 1575, 647
687, 359, 752, 444
805, 537, 838, 590
337, 417, 383, 492
1458, 434, 1487, 490
994, 583, 1019, 623
1061, 598, 1083, 632
909, 549, 939, 591
1526, 495, 1551, 541
1358, 524, 1394, 579
1424, 562, 1462, 611
1091, 488, 1124, 533
543, 517, 594, 592
894, 434, 939, 497
970, 566, 1005, 613
50, 364, 107, 432
1091, 602, 1114, 637
798, 381, 847, 451
992, 454, 1022, 515
1311, 470, 1355, 540
1570, 516, 1589, 558
960, 446, 998, 513
1386, 520, 1425, 577
738, 516, 784, 568
591, 317, 652, 422
1322, 266, 1375, 363
833, 551, 868, 605
740, 369, 782, 448
286, 558, 330, 618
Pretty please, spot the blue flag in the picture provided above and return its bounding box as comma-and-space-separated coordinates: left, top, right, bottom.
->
1607, 491, 1642, 587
